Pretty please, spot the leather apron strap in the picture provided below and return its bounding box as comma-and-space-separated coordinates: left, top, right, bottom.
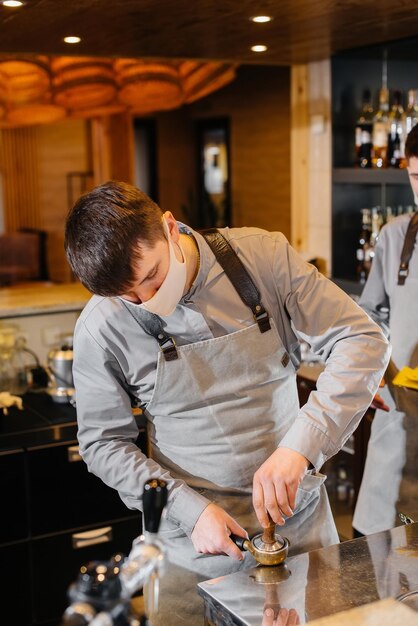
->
121, 228, 272, 361
201, 229, 271, 333
398, 211, 418, 285
120, 301, 179, 361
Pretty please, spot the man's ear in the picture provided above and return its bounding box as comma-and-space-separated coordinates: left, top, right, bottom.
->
163, 211, 180, 243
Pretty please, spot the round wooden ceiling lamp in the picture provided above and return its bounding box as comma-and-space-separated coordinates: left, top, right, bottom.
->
180, 61, 236, 103
7, 103, 67, 126
0, 55, 51, 105
114, 60, 183, 113
51, 57, 117, 110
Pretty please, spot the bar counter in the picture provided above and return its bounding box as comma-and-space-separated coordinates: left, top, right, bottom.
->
149, 523, 418, 625
0, 281, 90, 318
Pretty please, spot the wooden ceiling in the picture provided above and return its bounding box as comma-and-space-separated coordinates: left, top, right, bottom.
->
1, 0, 418, 65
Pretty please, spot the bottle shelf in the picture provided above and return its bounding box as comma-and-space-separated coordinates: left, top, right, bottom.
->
333, 168, 409, 184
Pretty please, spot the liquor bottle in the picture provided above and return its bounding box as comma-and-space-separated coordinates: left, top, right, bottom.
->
400, 89, 418, 168
385, 206, 395, 224
387, 90, 405, 168
356, 208, 372, 283
369, 206, 383, 262
372, 88, 389, 168
405, 89, 418, 136
355, 89, 373, 168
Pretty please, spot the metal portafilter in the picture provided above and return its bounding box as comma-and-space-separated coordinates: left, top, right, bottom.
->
61, 479, 168, 626
230, 514, 289, 566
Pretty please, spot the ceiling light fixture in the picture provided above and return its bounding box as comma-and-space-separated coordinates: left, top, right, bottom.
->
2, 1, 24, 7
251, 44, 267, 53
251, 15, 272, 23
63, 36, 81, 44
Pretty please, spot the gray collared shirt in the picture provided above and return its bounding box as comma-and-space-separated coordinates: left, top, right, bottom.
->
74, 224, 390, 533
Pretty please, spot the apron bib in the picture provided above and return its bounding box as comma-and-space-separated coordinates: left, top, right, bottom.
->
128, 230, 338, 576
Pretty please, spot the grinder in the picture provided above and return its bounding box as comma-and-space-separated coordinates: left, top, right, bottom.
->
230, 515, 289, 566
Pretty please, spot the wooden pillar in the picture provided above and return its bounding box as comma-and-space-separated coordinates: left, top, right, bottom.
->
90, 112, 135, 186
291, 60, 332, 275
291, 64, 309, 253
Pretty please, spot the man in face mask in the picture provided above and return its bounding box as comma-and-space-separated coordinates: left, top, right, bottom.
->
65, 181, 389, 578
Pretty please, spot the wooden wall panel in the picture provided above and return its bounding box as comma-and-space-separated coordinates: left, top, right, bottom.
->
155, 109, 195, 222
91, 112, 135, 186
156, 65, 291, 238
35, 119, 90, 282
0, 127, 41, 232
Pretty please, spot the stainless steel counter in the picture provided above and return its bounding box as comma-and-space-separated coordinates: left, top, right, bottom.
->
197, 523, 418, 625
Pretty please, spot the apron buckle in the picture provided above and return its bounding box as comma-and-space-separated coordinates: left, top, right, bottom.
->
157, 335, 179, 361
254, 307, 271, 333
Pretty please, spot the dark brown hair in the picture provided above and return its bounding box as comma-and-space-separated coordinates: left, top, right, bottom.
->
64, 181, 164, 296
405, 124, 418, 161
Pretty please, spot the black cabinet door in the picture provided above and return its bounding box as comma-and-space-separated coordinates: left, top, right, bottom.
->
0, 541, 31, 625
31, 516, 140, 624
27, 440, 139, 536
0, 448, 29, 543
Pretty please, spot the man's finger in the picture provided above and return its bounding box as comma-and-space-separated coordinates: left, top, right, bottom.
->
253, 480, 270, 528
224, 535, 245, 560
264, 483, 285, 525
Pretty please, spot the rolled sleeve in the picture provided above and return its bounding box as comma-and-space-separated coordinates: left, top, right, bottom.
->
275, 240, 391, 468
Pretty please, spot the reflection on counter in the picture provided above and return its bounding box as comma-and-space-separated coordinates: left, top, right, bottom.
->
198, 523, 418, 625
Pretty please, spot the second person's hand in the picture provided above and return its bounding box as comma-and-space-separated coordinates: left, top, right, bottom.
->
253, 447, 309, 528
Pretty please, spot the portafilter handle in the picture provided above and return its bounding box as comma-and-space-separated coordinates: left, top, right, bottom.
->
143, 479, 168, 534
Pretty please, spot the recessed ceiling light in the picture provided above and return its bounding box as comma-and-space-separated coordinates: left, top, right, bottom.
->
251, 15, 272, 23
251, 44, 268, 53
64, 36, 81, 44
2, 1, 24, 7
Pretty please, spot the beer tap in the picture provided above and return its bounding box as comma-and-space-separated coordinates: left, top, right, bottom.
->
61, 479, 168, 626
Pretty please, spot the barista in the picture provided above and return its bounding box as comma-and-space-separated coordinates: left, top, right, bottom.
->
65, 181, 389, 577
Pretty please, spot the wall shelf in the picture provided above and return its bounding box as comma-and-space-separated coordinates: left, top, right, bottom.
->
333, 168, 409, 185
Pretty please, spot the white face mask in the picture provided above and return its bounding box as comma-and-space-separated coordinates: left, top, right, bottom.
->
139, 218, 187, 316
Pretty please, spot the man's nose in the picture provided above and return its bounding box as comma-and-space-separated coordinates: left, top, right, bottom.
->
136, 285, 158, 302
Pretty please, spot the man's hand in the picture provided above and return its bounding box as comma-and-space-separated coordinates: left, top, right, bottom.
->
253, 447, 309, 528
190, 503, 247, 560
371, 393, 390, 412
262, 607, 300, 626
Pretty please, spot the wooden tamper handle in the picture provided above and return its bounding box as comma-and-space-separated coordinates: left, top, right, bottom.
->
261, 513, 276, 545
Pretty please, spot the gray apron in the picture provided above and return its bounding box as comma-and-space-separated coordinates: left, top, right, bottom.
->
135, 231, 338, 577
354, 215, 418, 534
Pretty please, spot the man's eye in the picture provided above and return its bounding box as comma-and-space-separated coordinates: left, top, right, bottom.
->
146, 268, 157, 280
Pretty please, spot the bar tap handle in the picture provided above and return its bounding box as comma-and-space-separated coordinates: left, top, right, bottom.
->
143, 478, 168, 534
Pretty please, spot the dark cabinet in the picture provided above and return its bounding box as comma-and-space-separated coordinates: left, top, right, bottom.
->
27, 440, 137, 536
31, 517, 140, 624
0, 541, 31, 626
0, 394, 146, 625
0, 448, 28, 543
